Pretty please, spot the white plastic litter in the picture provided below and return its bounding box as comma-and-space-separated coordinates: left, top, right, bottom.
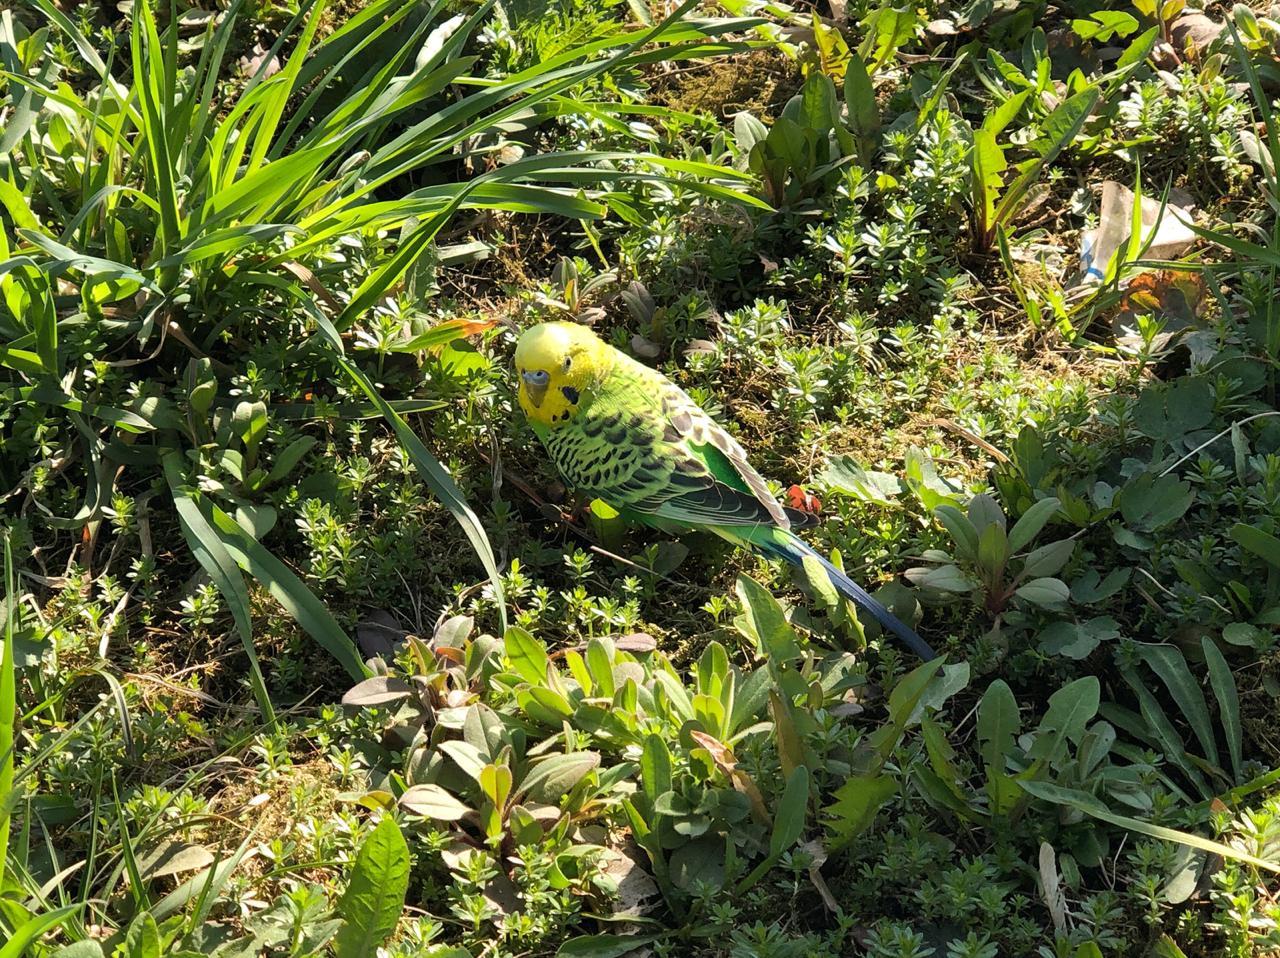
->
1075, 180, 1197, 287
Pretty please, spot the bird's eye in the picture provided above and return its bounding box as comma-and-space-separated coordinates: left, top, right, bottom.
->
563, 357, 572, 370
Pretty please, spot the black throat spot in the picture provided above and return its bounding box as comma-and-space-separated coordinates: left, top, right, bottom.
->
561, 385, 580, 404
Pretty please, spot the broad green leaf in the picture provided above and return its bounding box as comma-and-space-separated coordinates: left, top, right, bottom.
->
0, 905, 86, 958
121, 913, 161, 958
978, 679, 1021, 814
334, 817, 410, 958
1014, 577, 1070, 607
735, 575, 801, 662
1231, 522, 1280, 569
1029, 676, 1098, 762
520, 752, 601, 803
440, 740, 488, 782
640, 734, 672, 804
48, 944, 106, 958
1021, 539, 1075, 579
888, 656, 947, 729
826, 773, 896, 845
844, 51, 879, 138
504, 626, 550, 686
934, 505, 978, 561
1008, 497, 1061, 552
399, 784, 472, 821
1138, 644, 1218, 767
557, 936, 661, 958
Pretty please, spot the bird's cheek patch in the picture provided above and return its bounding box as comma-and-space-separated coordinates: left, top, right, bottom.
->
561, 385, 580, 404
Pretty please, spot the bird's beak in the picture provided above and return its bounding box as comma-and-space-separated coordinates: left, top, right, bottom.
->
521, 371, 548, 408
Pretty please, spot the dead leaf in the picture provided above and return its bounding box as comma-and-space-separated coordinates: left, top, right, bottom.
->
1122, 270, 1206, 325
800, 839, 839, 911
357, 611, 407, 658
598, 846, 660, 918
1172, 13, 1225, 58
342, 676, 413, 707
683, 339, 715, 357
689, 731, 769, 825
631, 334, 661, 359
135, 842, 216, 882
614, 633, 658, 653
1039, 842, 1068, 938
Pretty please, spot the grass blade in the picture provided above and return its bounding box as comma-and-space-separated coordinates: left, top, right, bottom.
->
1201, 638, 1242, 782
1021, 780, 1280, 874
0, 533, 16, 887
130, 0, 181, 274
0, 904, 85, 958
306, 306, 507, 631
200, 499, 367, 680
161, 452, 276, 725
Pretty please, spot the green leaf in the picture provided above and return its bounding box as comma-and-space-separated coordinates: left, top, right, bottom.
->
888, 656, 946, 729
1029, 676, 1099, 762
557, 936, 661, 958
1019, 780, 1280, 874
826, 773, 896, 845
334, 817, 411, 958
1021, 539, 1075, 579
520, 752, 601, 803
1122, 669, 1210, 797
978, 679, 1021, 814
0, 905, 84, 958
504, 626, 550, 686
48, 944, 106, 958
1007, 496, 1061, 552
933, 505, 978, 561
309, 308, 506, 631
1138, 644, 1218, 767
440, 740, 488, 782
820, 455, 900, 506
844, 50, 879, 138
768, 765, 810, 857
121, 912, 161, 958
734, 575, 801, 662
399, 784, 472, 821
1231, 522, 1280, 569
1014, 577, 1070, 607
203, 501, 367, 680
1202, 637, 1242, 781
913, 564, 977, 593
769, 689, 809, 779
640, 734, 672, 804
992, 86, 1099, 228
161, 452, 275, 723
858, 1, 917, 73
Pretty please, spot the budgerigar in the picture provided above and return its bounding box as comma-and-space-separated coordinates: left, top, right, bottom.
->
513, 321, 936, 660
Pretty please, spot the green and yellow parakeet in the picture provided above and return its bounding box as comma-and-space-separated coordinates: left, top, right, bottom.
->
514, 321, 935, 660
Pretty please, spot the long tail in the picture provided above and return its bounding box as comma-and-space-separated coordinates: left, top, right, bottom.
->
735, 526, 937, 661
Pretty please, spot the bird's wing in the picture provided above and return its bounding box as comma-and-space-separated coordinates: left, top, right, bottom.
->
656, 380, 791, 529
543, 362, 788, 530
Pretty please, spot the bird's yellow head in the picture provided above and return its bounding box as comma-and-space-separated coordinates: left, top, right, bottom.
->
514, 322, 610, 428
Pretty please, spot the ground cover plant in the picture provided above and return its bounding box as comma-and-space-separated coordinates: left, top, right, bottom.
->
2, 0, 1280, 955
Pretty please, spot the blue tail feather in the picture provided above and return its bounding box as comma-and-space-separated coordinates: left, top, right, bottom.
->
759, 532, 937, 661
